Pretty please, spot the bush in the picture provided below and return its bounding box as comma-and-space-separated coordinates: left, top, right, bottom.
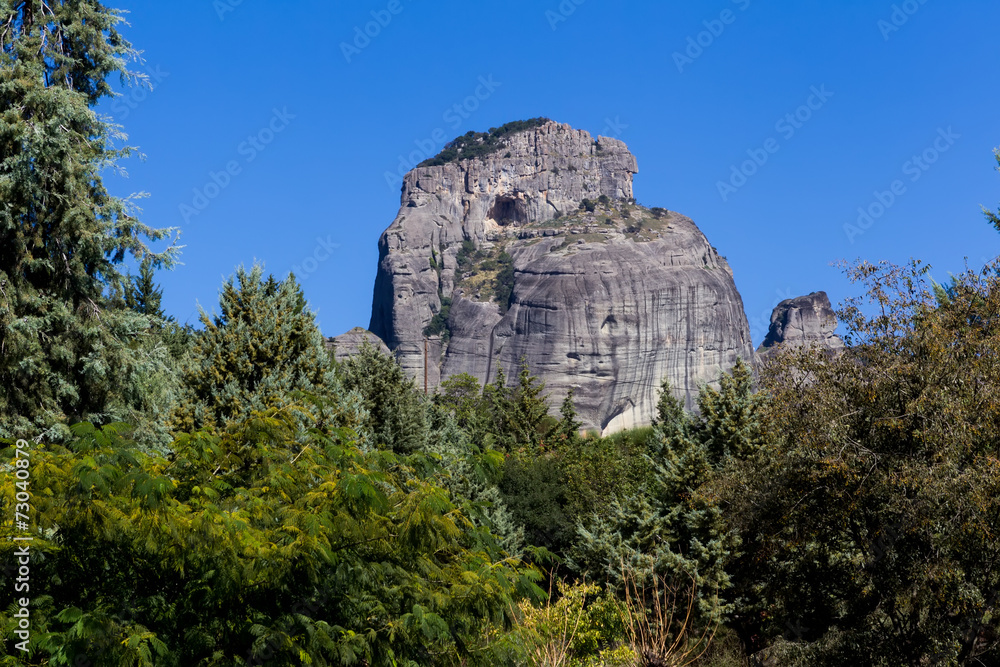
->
423, 297, 452, 340
494, 252, 516, 313
418, 118, 551, 166
580, 199, 597, 213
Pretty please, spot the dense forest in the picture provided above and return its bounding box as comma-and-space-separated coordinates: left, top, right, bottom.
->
3, 2, 1000, 666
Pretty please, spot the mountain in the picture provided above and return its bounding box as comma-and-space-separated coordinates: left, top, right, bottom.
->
364, 119, 757, 433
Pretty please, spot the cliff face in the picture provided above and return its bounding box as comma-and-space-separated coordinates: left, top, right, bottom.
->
369, 120, 754, 434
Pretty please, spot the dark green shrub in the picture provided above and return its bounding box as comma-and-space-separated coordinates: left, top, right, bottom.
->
418, 118, 551, 167
494, 253, 515, 313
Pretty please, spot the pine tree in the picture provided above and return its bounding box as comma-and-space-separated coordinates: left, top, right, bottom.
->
125, 258, 165, 319
697, 358, 766, 461
573, 367, 765, 624
552, 387, 583, 445
483, 360, 551, 451
0, 1, 178, 440
171, 265, 333, 432
339, 340, 429, 455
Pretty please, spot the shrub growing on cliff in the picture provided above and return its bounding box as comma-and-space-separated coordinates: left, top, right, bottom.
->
418, 118, 551, 167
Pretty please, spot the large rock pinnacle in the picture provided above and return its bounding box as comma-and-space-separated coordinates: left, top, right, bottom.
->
368, 119, 754, 434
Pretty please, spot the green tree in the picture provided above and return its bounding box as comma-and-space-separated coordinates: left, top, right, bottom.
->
551, 388, 583, 446
716, 259, 1000, 665
986, 148, 1000, 233
0, 0, 177, 441
125, 257, 165, 319
574, 367, 763, 626
339, 340, 429, 455
0, 408, 542, 666
171, 265, 336, 433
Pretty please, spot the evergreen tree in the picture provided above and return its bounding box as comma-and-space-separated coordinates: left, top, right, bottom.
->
125, 258, 165, 319
696, 358, 767, 461
171, 265, 334, 432
551, 387, 583, 446
339, 340, 429, 455
481, 361, 552, 452
0, 0, 177, 440
573, 367, 764, 624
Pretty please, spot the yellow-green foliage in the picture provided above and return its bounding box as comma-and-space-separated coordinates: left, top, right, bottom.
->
0, 409, 542, 666
489, 580, 634, 667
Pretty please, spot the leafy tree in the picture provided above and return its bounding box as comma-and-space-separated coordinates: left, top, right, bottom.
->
986, 148, 1000, 233
0, 409, 542, 666
171, 265, 336, 433
716, 259, 1000, 665
0, 0, 178, 440
500, 453, 574, 557
435, 372, 485, 429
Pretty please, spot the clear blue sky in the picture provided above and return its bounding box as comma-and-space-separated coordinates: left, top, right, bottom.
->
104, 0, 1000, 345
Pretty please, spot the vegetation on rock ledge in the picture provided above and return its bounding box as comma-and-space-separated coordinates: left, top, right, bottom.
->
418, 118, 552, 167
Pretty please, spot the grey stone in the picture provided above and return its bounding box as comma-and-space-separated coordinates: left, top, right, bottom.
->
326, 327, 390, 363
756, 291, 845, 356
367, 120, 755, 434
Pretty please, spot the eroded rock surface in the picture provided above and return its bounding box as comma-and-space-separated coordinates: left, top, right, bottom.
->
326, 327, 390, 363
756, 291, 845, 357
368, 120, 754, 434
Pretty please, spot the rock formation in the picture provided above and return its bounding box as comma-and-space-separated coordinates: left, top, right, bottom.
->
756, 291, 845, 357
326, 327, 390, 363
367, 120, 754, 434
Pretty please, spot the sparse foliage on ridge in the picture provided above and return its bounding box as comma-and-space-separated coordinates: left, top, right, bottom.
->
418, 118, 552, 167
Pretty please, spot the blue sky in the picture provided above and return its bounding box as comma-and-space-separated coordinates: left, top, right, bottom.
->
105, 0, 1000, 345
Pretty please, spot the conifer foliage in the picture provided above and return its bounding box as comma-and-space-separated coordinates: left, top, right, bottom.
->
0, 0, 177, 439
172, 266, 333, 432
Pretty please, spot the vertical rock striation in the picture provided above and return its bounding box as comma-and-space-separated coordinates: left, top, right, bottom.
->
368, 120, 754, 434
